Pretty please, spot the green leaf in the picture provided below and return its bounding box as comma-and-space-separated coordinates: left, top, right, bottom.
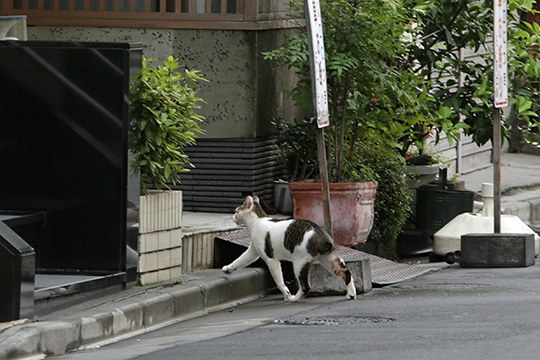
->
129, 55, 206, 193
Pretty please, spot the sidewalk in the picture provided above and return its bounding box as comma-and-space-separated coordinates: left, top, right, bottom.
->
460, 152, 540, 225
0, 268, 272, 359
1, 152, 539, 359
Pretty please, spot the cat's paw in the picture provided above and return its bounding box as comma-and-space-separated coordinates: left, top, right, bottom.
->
346, 293, 356, 300
286, 291, 304, 302
282, 289, 293, 302
222, 265, 233, 274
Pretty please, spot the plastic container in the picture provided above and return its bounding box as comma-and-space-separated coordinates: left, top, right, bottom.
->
415, 184, 475, 233
273, 180, 292, 215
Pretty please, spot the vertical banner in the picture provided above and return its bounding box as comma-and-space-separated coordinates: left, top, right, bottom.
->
305, 0, 333, 235
305, 0, 330, 128
492, 0, 508, 233
494, 0, 508, 108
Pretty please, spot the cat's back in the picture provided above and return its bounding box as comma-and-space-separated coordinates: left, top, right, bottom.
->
258, 217, 295, 234
264, 218, 334, 257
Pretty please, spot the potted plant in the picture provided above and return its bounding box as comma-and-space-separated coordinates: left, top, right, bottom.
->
267, 0, 540, 254
271, 116, 378, 248
273, 0, 540, 172
271, 117, 318, 215
129, 56, 206, 194
403, 139, 446, 190
266, 0, 433, 247
129, 55, 206, 284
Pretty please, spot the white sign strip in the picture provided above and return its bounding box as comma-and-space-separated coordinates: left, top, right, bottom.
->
494, 0, 508, 108
305, 0, 330, 128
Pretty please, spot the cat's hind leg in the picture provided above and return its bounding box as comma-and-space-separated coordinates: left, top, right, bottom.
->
222, 245, 259, 273
288, 260, 311, 302
319, 252, 356, 300
264, 258, 293, 301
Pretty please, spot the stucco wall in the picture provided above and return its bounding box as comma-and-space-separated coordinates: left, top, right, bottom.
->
27, 26, 298, 139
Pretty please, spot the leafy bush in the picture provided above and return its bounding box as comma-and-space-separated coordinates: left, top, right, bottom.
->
264, 0, 457, 179
272, 117, 318, 181
402, 0, 540, 149
354, 142, 411, 259
129, 56, 206, 194
273, 116, 377, 182
265, 0, 540, 165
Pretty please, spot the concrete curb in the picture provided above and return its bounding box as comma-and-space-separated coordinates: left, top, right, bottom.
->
0, 268, 272, 360
502, 195, 540, 225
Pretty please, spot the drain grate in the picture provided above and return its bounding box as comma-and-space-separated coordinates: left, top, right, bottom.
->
274, 315, 395, 326
217, 230, 434, 285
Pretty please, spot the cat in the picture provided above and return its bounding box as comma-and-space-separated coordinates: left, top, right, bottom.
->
222, 195, 356, 302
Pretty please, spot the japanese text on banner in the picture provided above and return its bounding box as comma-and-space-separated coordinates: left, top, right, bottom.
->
306, 0, 329, 128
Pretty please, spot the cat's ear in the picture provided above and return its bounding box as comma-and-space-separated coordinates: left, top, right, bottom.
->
252, 195, 260, 204
244, 195, 254, 208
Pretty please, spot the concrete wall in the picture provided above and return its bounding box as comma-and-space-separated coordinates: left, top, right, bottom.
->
28, 26, 299, 139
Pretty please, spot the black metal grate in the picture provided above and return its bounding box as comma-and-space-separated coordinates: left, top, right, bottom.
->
216, 229, 436, 286
176, 137, 285, 213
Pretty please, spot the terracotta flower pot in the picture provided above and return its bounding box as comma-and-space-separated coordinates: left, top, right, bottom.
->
289, 181, 377, 247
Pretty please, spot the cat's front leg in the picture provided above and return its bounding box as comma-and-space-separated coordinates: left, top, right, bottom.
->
222, 244, 259, 274
264, 258, 292, 301
287, 261, 311, 302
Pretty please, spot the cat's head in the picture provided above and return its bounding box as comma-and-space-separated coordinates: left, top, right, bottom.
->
233, 195, 267, 225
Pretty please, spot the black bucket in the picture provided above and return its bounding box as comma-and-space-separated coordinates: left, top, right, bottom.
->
415, 169, 474, 233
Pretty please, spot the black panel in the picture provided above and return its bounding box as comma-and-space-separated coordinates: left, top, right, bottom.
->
0, 216, 35, 322
177, 137, 285, 213
0, 41, 141, 275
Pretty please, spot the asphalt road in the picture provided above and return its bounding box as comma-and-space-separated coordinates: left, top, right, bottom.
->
55, 262, 540, 360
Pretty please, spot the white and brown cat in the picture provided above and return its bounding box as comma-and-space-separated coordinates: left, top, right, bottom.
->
222, 195, 356, 302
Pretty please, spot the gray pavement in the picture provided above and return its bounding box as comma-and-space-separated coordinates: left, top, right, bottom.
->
144, 262, 540, 360
54, 260, 540, 360
460, 152, 540, 225
0, 152, 539, 359
0, 268, 273, 359
461, 152, 540, 194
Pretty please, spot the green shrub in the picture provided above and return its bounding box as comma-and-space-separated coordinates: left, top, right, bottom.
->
129, 56, 206, 194
265, 0, 540, 163
354, 142, 411, 259
272, 117, 319, 181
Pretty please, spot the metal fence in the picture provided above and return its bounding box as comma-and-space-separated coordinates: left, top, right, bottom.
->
0, 0, 275, 30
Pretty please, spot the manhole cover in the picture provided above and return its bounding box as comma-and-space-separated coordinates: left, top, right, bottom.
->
274, 315, 394, 326
392, 283, 490, 290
